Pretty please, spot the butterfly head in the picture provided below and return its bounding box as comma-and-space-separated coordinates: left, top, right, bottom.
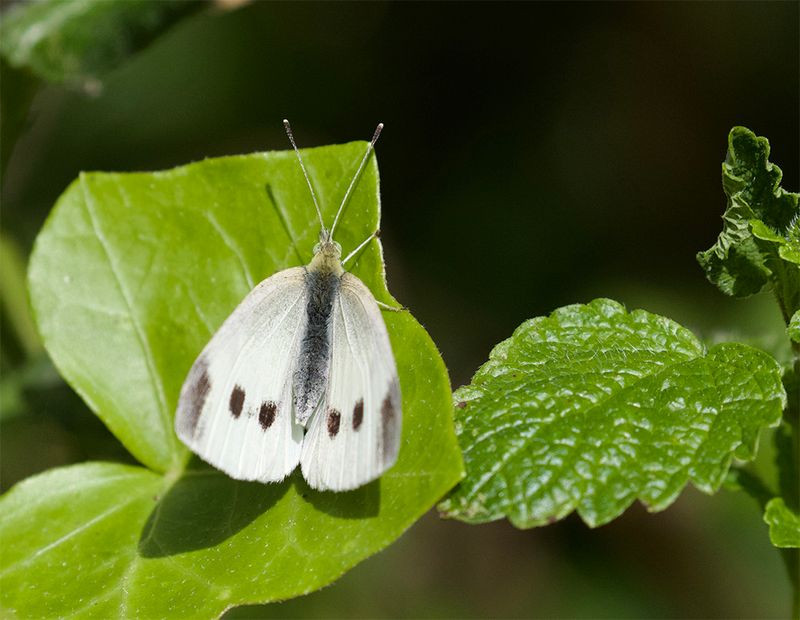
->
313, 231, 342, 260
309, 233, 344, 274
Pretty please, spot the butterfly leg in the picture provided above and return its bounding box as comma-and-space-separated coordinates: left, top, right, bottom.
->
342, 230, 380, 267
376, 300, 406, 312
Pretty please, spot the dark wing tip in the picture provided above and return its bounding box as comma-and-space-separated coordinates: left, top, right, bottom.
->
176, 358, 212, 440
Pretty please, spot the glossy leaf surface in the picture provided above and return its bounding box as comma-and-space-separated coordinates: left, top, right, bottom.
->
439, 299, 785, 528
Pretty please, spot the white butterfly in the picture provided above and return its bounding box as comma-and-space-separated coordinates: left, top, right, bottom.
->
175, 121, 401, 492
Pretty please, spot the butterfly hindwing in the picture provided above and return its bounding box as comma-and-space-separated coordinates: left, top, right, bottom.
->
300, 272, 401, 491
175, 267, 307, 482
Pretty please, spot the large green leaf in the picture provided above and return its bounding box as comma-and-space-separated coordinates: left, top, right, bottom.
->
12, 142, 463, 617
0, 0, 201, 88
438, 299, 785, 528
697, 127, 799, 317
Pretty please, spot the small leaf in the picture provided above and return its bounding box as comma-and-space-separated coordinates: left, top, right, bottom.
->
19, 143, 463, 615
751, 220, 800, 266
438, 299, 785, 528
697, 127, 799, 310
764, 498, 800, 548
0, 0, 201, 88
789, 311, 800, 344
725, 427, 799, 550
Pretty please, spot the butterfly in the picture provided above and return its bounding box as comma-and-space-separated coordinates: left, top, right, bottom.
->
174, 121, 401, 492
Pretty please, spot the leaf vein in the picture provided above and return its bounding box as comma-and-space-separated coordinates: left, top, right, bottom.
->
79, 176, 175, 462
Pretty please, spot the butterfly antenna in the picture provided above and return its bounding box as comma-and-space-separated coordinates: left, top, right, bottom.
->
329, 122, 383, 240
283, 119, 327, 237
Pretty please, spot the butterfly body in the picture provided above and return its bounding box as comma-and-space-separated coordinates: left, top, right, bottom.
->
175, 179, 401, 491
294, 241, 343, 426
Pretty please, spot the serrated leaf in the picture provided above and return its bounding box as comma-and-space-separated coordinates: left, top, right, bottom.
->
764, 498, 800, 548
438, 299, 785, 528
751, 220, 800, 265
0, 0, 200, 88
697, 127, 799, 311
16, 143, 463, 616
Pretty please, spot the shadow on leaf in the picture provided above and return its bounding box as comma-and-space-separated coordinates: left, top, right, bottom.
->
138, 457, 289, 558
294, 474, 381, 519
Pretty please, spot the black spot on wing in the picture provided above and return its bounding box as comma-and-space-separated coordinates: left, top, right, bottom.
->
381, 390, 400, 458
352, 399, 364, 431
182, 359, 211, 437
259, 401, 278, 430
327, 409, 341, 437
229, 385, 245, 419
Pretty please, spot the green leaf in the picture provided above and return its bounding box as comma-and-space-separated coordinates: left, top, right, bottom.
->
0, 464, 163, 617
1, 427, 458, 616
0, 0, 201, 88
764, 498, 800, 548
17, 143, 463, 616
697, 127, 800, 315
751, 220, 800, 266
789, 311, 800, 344
438, 299, 785, 528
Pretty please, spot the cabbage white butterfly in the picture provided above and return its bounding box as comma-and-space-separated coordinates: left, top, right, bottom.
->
175, 121, 401, 492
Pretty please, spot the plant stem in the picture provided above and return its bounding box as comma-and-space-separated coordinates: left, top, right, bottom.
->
786, 338, 799, 618
787, 551, 798, 620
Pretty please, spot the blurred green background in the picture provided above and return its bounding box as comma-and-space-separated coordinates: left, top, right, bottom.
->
1, 1, 797, 617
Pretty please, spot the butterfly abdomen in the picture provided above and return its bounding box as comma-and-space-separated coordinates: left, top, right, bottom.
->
293, 269, 341, 425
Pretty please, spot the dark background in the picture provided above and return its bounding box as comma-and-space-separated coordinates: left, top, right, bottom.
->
2, 2, 798, 617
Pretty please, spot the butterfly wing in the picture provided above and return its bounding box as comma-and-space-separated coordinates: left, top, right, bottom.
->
300, 272, 401, 491
175, 267, 307, 482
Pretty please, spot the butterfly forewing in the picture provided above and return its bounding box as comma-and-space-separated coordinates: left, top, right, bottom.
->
175, 267, 307, 482
300, 273, 401, 491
